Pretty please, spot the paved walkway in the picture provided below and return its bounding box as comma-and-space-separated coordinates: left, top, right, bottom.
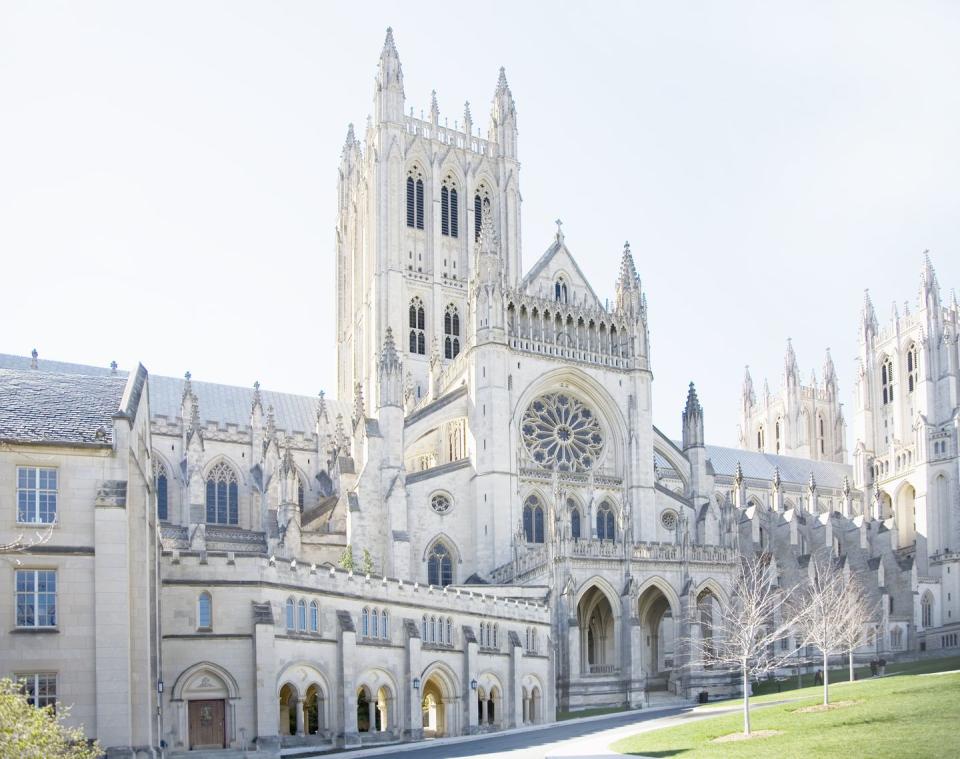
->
307, 703, 760, 759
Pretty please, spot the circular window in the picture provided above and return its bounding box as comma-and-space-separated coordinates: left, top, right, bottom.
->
660, 510, 678, 530
431, 494, 452, 515
521, 392, 604, 472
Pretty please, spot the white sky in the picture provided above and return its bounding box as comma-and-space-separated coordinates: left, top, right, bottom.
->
2, 1, 958, 446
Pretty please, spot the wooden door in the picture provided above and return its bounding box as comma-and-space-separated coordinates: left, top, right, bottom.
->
189, 699, 225, 749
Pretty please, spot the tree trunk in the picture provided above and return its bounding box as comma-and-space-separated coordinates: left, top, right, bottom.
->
823, 650, 830, 705
742, 666, 751, 736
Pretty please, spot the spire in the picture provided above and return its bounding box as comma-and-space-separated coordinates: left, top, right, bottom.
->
742, 365, 756, 408
822, 348, 837, 396
682, 382, 704, 450
734, 461, 744, 488
353, 382, 365, 425
773, 466, 782, 491
334, 413, 348, 453
429, 89, 439, 124
251, 380, 263, 413
463, 100, 472, 133
375, 26, 404, 123
920, 249, 941, 311
489, 66, 517, 157
378, 328, 403, 408
265, 404, 276, 440
860, 288, 878, 340
182, 370, 193, 402
784, 338, 799, 386
316, 390, 328, 424
344, 122, 355, 148
615, 241, 642, 317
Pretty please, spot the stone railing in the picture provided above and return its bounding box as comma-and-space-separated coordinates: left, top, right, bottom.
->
509, 336, 633, 370
632, 542, 737, 564
570, 540, 622, 559
588, 664, 619, 675
489, 546, 548, 584
518, 467, 622, 488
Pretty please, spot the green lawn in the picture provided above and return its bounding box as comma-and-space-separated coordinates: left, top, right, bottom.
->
718, 655, 960, 705
611, 670, 960, 758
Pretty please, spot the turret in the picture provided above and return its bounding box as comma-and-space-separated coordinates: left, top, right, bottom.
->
374, 27, 404, 124
614, 242, 642, 319
681, 382, 704, 451
471, 200, 506, 343
920, 250, 940, 313
860, 289, 878, 344
784, 338, 800, 388
489, 67, 517, 158
377, 327, 403, 409
822, 348, 838, 399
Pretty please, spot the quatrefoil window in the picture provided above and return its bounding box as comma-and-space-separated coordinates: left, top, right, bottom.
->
521, 393, 604, 472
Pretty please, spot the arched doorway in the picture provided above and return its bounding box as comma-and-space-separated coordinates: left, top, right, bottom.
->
304, 684, 324, 735
279, 683, 298, 736
638, 583, 677, 689
577, 585, 618, 675
171, 663, 239, 751
421, 667, 458, 738
895, 484, 917, 547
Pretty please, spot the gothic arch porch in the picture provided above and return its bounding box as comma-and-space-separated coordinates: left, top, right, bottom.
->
170, 662, 240, 751
636, 581, 679, 692
420, 663, 461, 738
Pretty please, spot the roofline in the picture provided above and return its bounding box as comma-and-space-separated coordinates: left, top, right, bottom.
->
0, 438, 113, 451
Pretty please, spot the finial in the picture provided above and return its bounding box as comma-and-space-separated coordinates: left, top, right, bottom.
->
344, 122, 355, 147
30, 348, 38, 369
463, 100, 472, 127
184, 370, 192, 381
555, 218, 563, 241
110, 360, 118, 375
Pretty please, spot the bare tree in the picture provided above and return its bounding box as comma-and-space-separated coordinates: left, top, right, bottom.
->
0, 520, 55, 557
693, 552, 798, 736
837, 572, 879, 683
792, 549, 849, 705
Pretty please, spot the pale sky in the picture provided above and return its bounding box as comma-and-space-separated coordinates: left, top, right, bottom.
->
2, 1, 958, 447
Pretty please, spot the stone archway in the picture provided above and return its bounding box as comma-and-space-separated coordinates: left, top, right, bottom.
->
637, 583, 678, 689
279, 683, 298, 736
895, 483, 917, 547
577, 585, 618, 675
420, 665, 459, 738
171, 663, 239, 751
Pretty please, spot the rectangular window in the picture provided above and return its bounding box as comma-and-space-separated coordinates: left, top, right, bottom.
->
17, 467, 58, 524
16, 570, 57, 628
18, 673, 57, 711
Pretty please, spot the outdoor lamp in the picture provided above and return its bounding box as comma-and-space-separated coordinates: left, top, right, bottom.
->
471, 679, 478, 690
412, 677, 420, 690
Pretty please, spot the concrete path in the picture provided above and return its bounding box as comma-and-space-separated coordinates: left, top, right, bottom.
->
306, 702, 768, 759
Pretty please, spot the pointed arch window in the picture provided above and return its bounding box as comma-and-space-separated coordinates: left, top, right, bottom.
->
297, 478, 305, 510
380, 609, 389, 639
881, 357, 894, 405
757, 427, 764, 452
775, 418, 782, 454
444, 303, 461, 359
154, 459, 169, 521
441, 176, 459, 238
409, 297, 426, 355
596, 501, 616, 541
571, 504, 581, 540
474, 185, 491, 242
523, 495, 545, 543
907, 344, 918, 393
921, 592, 933, 628
427, 541, 453, 587
406, 168, 424, 230
205, 462, 238, 525
309, 600, 319, 633
285, 597, 295, 631
297, 599, 307, 631
554, 277, 568, 303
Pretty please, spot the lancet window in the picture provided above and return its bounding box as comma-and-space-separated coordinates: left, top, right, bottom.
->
441, 175, 459, 238
205, 461, 238, 525
406, 167, 424, 230
523, 495, 545, 544
444, 303, 461, 359
409, 297, 426, 355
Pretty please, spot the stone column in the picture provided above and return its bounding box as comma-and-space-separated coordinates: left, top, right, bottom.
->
629, 617, 645, 706
337, 611, 361, 747
464, 627, 479, 734
403, 619, 424, 741
252, 602, 280, 753
368, 698, 376, 732
295, 697, 305, 736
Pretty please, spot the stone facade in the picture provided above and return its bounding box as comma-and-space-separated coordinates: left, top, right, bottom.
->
1, 26, 958, 759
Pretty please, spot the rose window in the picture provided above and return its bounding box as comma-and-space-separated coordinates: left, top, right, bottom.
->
521, 393, 604, 472
431, 494, 452, 515
660, 510, 678, 530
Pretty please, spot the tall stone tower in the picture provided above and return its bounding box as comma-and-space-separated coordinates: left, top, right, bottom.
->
336, 28, 522, 408
738, 340, 847, 463
851, 253, 960, 573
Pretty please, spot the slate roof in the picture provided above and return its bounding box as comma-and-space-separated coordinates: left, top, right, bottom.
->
0, 353, 350, 438
655, 442, 853, 489
0, 366, 127, 446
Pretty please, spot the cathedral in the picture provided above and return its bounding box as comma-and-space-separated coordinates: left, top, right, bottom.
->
1, 28, 958, 759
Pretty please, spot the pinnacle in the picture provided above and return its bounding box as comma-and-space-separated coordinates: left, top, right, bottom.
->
383, 26, 397, 53
345, 123, 355, 146
497, 66, 508, 89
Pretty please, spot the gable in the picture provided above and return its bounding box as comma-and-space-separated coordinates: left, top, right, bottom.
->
520, 238, 602, 308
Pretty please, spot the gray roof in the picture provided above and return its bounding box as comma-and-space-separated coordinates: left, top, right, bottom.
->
0, 366, 127, 446
704, 444, 852, 489
654, 440, 853, 489
0, 353, 349, 438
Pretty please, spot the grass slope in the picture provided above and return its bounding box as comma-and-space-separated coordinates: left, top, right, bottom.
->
611, 671, 960, 758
